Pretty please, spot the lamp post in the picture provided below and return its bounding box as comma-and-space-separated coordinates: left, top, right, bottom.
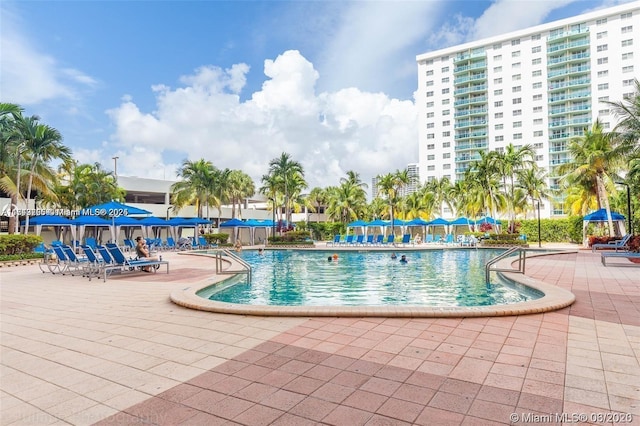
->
166, 207, 172, 221
14, 143, 26, 234
615, 181, 632, 236
536, 200, 542, 248
112, 156, 119, 184
269, 198, 276, 245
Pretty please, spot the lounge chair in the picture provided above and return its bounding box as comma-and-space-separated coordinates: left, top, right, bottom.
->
124, 239, 135, 252
352, 235, 365, 245
85, 237, 98, 250
601, 250, 640, 266
425, 234, 434, 243
400, 234, 412, 246
107, 244, 169, 279
62, 245, 90, 276
328, 235, 341, 247
342, 235, 355, 246
591, 234, 631, 253
385, 235, 395, 245
374, 235, 384, 246
365, 235, 375, 245
81, 245, 106, 280
176, 237, 191, 251
39, 245, 67, 274
165, 237, 177, 251
445, 234, 455, 245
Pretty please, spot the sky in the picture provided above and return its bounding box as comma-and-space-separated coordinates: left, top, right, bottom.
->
1, 0, 635, 196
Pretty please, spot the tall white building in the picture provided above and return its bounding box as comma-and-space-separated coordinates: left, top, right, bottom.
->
416, 2, 640, 216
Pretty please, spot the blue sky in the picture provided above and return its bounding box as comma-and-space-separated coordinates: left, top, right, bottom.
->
1, 0, 633, 191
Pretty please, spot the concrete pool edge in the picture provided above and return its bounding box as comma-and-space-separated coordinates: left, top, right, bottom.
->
170, 250, 577, 317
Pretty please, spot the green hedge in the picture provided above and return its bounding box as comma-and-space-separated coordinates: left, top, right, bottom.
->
0, 234, 43, 256
518, 217, 583, 244
0, 253, 44, 262
269, 230, 312, 244
202, 233, 229, 244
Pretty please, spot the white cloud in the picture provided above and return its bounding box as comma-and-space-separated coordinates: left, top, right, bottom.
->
106, 50, 417, 194
0, 4, 97, 105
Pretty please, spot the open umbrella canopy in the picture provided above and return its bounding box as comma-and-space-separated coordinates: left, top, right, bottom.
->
182, 217, 212, 225
139, 217, 171, 226
113, 216, 143, 226
73, 215, 112, 225
367, 219, 390, 227
475, 216, 502, 225
428, 218, 451, 226
220, 218, 247, 227
347, 220, 369, 227
583, 209, 625, 221
82, 201, 151, 217
21, 215, 75, 226
245, 219, 274, 227
449, 217, 474, 225
406, 218, 430, 226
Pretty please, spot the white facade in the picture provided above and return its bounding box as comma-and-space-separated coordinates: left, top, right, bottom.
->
416, 2, 640, 216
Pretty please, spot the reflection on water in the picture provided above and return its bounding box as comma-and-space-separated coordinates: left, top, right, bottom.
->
201, 250, 543, 307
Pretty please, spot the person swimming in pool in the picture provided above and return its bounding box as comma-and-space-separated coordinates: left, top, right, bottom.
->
400, 255, 408, 263
391, 253, 397, 259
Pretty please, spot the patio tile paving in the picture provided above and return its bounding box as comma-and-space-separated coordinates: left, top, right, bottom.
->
1, 248, 639, 425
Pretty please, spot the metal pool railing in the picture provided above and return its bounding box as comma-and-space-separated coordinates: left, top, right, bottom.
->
485, 247, 526, 282
214, 249, 252, 282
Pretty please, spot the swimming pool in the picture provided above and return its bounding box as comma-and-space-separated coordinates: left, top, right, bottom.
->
197, 249, 543, 308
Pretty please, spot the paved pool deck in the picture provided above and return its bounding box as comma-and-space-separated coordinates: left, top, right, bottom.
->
1, 245, 638, 425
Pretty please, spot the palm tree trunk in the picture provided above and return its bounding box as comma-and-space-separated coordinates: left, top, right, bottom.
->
24, 164, 36, 234
597, 175, 615, 236
8, 193, 17, 234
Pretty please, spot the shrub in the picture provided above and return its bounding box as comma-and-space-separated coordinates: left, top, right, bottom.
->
203, 233, 229, 245
628, 235, 640, 253
479, 222, 493, 232
0, 234, 43, 256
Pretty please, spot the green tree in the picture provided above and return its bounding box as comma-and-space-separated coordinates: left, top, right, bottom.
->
171, 159, 217, 218
266, 152, 307, 225
227, 170, 255, 219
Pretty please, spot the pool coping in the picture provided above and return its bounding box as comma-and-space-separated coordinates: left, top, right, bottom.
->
170, 249, 576, 317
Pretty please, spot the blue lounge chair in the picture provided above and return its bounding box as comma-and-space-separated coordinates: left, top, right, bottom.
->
328, 235, 341, 247
385, 235, 395, 245
103, 244, 169, 282
374, 235, 384, 246
425, 234, 434, 243
85, 237, 98, 250
342, 235, 354, 245
591, 234, 631, 253
400, 234, 412, 246
601, 250, 640, 266
445, 234, 455, 245
81, 245, 106, 280
353, 235, 365, 245
365, 235, 374, 245
165, 237, 177, 250
124, 239, 135, 252
62, 245, 90, 276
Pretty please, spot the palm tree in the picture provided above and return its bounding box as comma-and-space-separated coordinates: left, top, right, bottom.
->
470, 150, 504, 224
171, 159, 217, 218
424, 176, 452, 217
266, 152, 307, 225
14, 116, 71, 233
375, 169, 414, 236
518, 167, 550, 219
325, 181, 366, 223
559, 120, 625, 236
306, 187, 327, 222
495, 143, 536, 224
606, 78, 640, 159
227, 170, 255, 219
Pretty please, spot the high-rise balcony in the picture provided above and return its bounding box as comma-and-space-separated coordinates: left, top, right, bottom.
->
454, 118, 487, 129
453, 61, 487, 74
454, 96, 487, 106
547, 27, 589, 41
547, 65, 590, 78
454, 130, 487, 140
549, 117, 591, 127
454, 107, 487, 118
454, 84, 487, 95
454, 141, 488, 151
546, 38, 590, 53
548, 78, 590, 91
547, 52, 589, 65
453, 73, 487, 85
548, 104, 591, 116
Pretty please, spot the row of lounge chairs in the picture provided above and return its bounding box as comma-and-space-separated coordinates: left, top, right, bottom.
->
592, 234, 640, 267
328, 234, 478, 247
39, 243, 169, 281
49, 236, 217, 253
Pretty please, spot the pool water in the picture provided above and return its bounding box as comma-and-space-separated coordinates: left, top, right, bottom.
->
198, 249, 543, 307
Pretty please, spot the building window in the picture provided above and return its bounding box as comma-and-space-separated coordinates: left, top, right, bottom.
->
443, 153, 450, 159
622, 39, 633, 47
534, 118, 543, 125
531, 34, 541, 40
442, 99, 450, 105
442, 131, 450, 137
443, 164, 451, 170
597, 31, 607, 39
512, 86, 521, 93
427, 133, 435, 139
511, 39, 520, 46
513, 133, 522, 140
533, 106, 542, 113
495, 135, 504, 142
596, 18, 607, 25
535, 155, 544, 161
598, 70, 609, 78
623, 65, 634, 73
442, 88, 449, 94
494, 101, 503, 107
494, 66, 502, 72
426, 101, 434, 107
427, 123, 434, 128
443, 109, 450, 115
513, 121, 522, 128
427, 91, 433, 97
495, 124, 504, 130
513, 109, 522, 116
427, 155, 435, 160
598, 96, 609, 102
602, 122, 610, 129
534, 143, 543, 149
425, 59, 433, 65
512, 74, 521, 80
599, 108, 610, 115
597, 57, 608, 65
532, 58, 542, 65
494, 89, 503, 95
442, 66, 449, 72
426, 70, 434, 76
622, 25, 633, 34
622, 52, 633, 60
598, 83, 609, 90
493, 54, 502, 60
513, 98, 522, 104
531, 46, 541, 53
512, 62, 521, 68
624, 92, 634, 100
533, 82, 542, 89
493, 43, 502, 49
621, 12, 632, 19
443, 142, 450, 148
533, 94, 542, 101
534, 130, 543, 137
494, 77, 503, 84
442, 77, 449, 83
427, 165, 435, 171
597, 44, 608, 52
495, 112, 503, 118
512, 50, 520, 57
532, 70, 542, 77
426, 80, 434, 86
623, 79, 634, 86
427, 144, 435, 149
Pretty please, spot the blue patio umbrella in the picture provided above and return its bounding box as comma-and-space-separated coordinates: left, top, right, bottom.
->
220, 218, 246, 227
449, 217, 473, 225
21, 214, 76, 240
74, 215, 113, 244
366, 219, 390, 236
428, 218, 451, 226
82, 201, 151, 217
583, 209, 625, 221
137, 216, 171, 239
406, 218, 430, 226
474, 216, 501, 225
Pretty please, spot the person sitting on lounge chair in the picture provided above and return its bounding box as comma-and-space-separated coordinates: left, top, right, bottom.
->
135, 236, 158, 272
